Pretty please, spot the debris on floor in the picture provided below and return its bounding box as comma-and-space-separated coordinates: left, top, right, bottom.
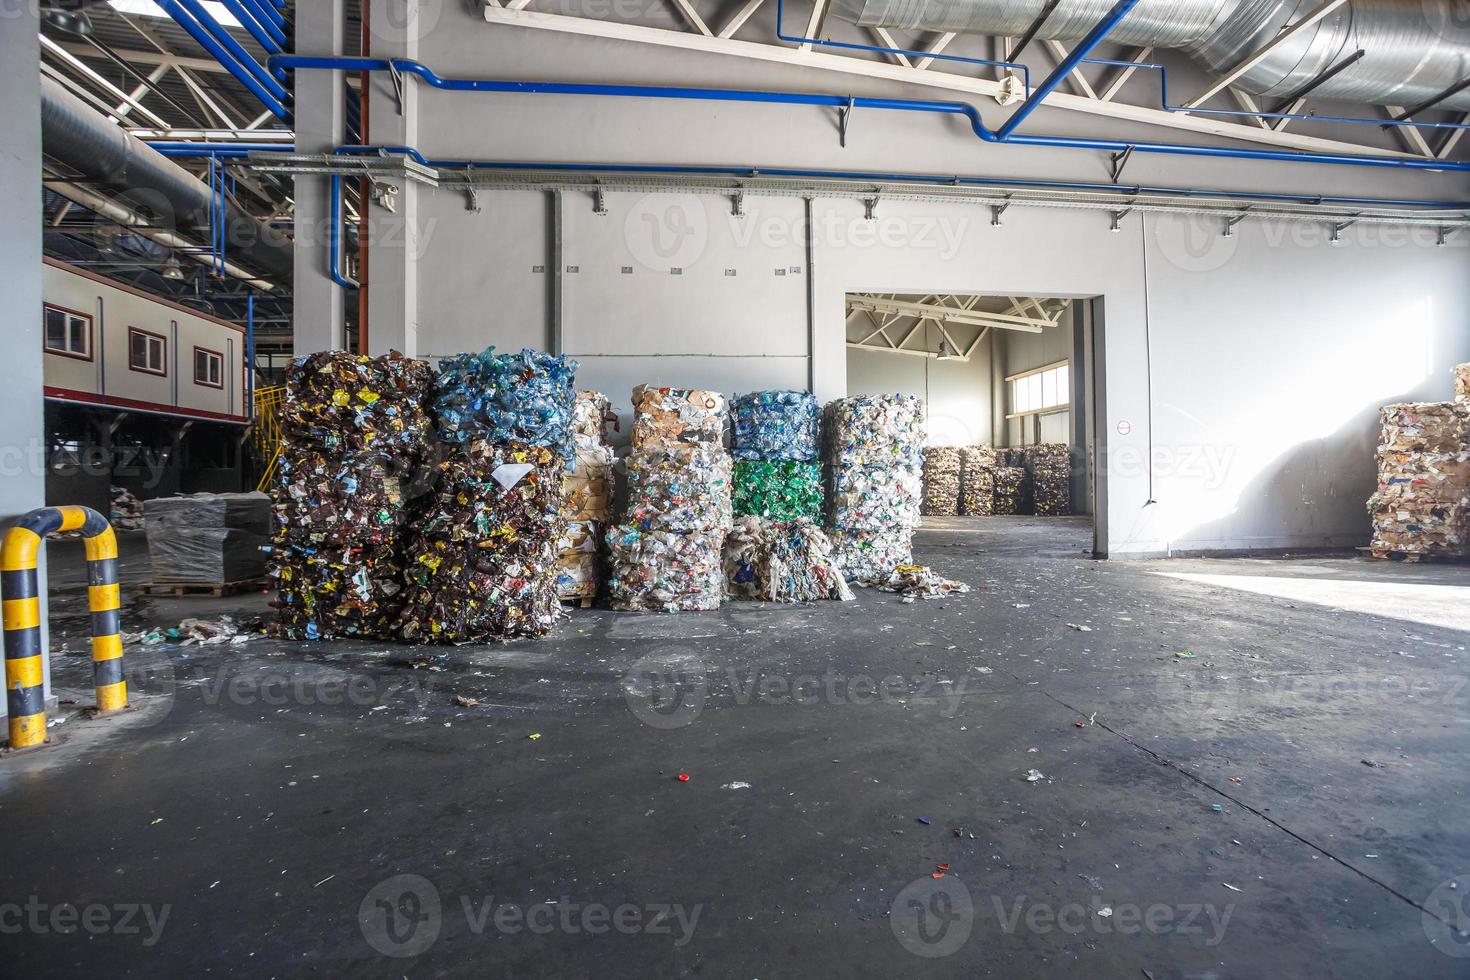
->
110, 484, 145, 532
865, 564, 971, 602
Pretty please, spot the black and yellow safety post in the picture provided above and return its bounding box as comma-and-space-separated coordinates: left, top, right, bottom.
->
3, 506, 124, 749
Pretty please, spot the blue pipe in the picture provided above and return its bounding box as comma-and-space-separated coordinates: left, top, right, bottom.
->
147, 142, 296, 157
217, 0, 284, 54
328, 173, 356, 289
271, 55, 1470, 174
995, 0, 1139, 140
246, 292, 255, 419
157, 0, 291, 120
774, 0, 1031, 96
1080, 58, 1470, 132
173, 0, 290, 96
239, 0, 283, 31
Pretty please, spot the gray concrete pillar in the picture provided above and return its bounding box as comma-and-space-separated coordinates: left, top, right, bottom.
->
293, 0, 347, 353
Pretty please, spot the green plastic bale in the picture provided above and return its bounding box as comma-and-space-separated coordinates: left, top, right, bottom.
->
732, 461, 823, 520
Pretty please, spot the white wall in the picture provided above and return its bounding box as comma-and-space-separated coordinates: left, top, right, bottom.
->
296, 1, 1470, 556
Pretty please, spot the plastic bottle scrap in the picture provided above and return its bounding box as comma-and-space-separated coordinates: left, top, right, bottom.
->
270, 351, 434, 640
958, 447, 997, 516
1021, 443, 1072, 516
433, 346, 579, 459
625, 447, 734, 533
991, 466, 1028, 516
731, 390, 820, 461
921, 447, 963, 516
724, 516, 854, 602
825, 395, 925, 583
871, 564, 972, 603
398, 442, 567, 642
631, 385, 727, 451
732, 460, 823, 521
1368, 399, 1470, 559
605, 524, 725, 612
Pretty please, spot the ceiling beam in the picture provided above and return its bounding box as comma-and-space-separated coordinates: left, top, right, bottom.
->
847, 297, 1046, 333
1181, 0, 1350, 110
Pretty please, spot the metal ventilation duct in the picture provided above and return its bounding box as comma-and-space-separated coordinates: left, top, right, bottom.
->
828, 0, 1470, 112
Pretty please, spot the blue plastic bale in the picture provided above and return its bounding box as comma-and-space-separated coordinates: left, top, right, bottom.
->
731, 390, 819, 461
433, 346, 579, 456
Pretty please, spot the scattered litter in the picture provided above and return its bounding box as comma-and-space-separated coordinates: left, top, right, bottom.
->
1361, 759, 1385, 769
1211, 804, 1224, 813
1222, 883, 1242, 892
1066, 623, 1093, 632
866, 564, 971, 601
1096, 907, 1113, 918
1024, 769, 1045, 783
527, 732, 541, 740
314, 875, 335, 888
676, 772, 690, 782
1230, 776, 1243, 783
1174, 651, 1197, 659
917, 817, 932, 825
721, 782, 751, 790
453, 695, 478, 708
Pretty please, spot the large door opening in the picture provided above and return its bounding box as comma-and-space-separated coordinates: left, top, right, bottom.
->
844, 291, 1099, 556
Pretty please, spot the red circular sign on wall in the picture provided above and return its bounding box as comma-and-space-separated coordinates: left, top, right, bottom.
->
1116, 420, 1132, 436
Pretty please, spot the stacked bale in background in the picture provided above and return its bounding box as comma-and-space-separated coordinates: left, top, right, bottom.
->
608, 388, 731, 611
398, 347, 576, 641
826, 395, 925, 582
1022, 443, 1073, 516
731, 390, 822, 521
991, 464, 1028, 515
1456, 363, 1470, 404
921, 447, 963, 517
724, 516, 853, 602
959, 446, 999, 515
1367, 399, 1470, 560
558, 390, 615, 602
269, 351, 432, 639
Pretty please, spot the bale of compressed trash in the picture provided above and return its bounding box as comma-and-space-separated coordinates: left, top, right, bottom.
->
1020, 444, 1071, 516
1456, 363, 1470, 405
279, 350, 434, 455
959, 449, 995, 516
145, 492, 271, 584
565, 444, 614, 523
731, 390, 819, 461
606, 524, 725, 611
559, 390, 613, 601
398, 442, 566, 642
991, 466, 1027, 516
828, 528, 914, 583
556, 519, 601, 601
825, 395, 925, 466
433, 346, 578, 454
921, 447, 963, 516
829, 462, 922, 531
572, 389, 614, 447
732, 460, 822, 520
270, 351, 433, 640
1368, 402, 1470, 559
631, 385, 726, 451
625, 447, 733, 532
724, 516, 853, 602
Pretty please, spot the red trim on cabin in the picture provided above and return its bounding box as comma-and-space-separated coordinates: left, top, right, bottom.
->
43, 257, 245, 333
45, 386, 248, 425
42, 302, 95, 362
127, 326, 168, 377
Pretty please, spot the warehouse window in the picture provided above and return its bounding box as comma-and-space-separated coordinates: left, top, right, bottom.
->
43, 305, 91, 360
129, 327, 167, 376
1009, 362, 1070, 416
193, 346, 224, 389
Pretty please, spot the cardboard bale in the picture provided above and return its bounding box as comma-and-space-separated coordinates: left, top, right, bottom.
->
631, 386, 726, 451
724, 516, 853, 602
1456, 363, 1470, 406
625, 447, 733, 533
732, 460, 823, 521
572, 389, 614, 448
1378, 402, 1468, 454
606, 525, 725, 612
922, 447, 963, 517
731, 390, 819, 461
556, 520, 602, 599
564, 444, 614, 523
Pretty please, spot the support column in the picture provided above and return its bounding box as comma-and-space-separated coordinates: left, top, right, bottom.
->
293, 0, 347, 353
363, 0, 421, 357
0, 7, 50, 718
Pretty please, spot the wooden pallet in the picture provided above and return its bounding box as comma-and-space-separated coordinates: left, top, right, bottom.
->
140, 578, 266, 598
1358, 546, 1463, 564
559, 595, 596, 609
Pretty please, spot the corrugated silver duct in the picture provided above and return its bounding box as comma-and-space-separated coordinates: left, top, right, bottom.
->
39, 75, 293, 282
829, 0, 1470, 112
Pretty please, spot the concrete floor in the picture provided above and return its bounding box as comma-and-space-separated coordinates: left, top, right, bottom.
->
3, 517, 1469, 977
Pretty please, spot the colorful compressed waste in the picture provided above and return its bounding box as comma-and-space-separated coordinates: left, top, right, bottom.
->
991, 466, 1028, 516
825, 395, 925, 466
1368, 401, 1470, 559
825, 395, 925, 583
829, 462, 922, 531
827, 527, 915, 584
958, 447, 996, 516
606, 524, 725, 612
270, 351, 433, 640
559, 389, 614, 601
631, 385, 726, 451
731, 390, 819, 461
921, 447, 963, 517
433, 346, 578, 456
724, 516, 853, 602
732, 460, 823, 521
1021, 444, 1072, 516
572, 389, 614, 448
871, 564, 972, 602
398, 442, 566, 642
625, 447, 733, 533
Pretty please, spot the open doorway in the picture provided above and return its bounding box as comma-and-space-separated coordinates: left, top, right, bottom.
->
844, 292, 1097, 555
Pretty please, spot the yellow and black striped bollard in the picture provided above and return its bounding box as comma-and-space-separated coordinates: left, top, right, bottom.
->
3, 506, 125, 749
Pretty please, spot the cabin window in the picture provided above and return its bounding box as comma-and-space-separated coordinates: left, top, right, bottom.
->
128, 328, 167, 376
193, 347, 224, 388
43, 305, 91, 359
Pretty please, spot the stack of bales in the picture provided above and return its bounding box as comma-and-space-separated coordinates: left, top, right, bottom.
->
991, 452, 1028, 516
731, 390, 822, 521
1367, 391, 1469, 561
607, 387, 731, 611
269, 351, 433, 639
826, 395, 925, 582
1022, 443, 1072, 516
921, 447, 963, 517
398, 347, 576, 642
558, 390, 615, 602
959, 445, 999, 515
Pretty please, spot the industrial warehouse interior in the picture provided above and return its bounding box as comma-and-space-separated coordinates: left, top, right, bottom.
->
4, 0, 1470, 975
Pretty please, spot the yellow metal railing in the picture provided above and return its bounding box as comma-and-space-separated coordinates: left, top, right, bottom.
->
252, 385, 285, 492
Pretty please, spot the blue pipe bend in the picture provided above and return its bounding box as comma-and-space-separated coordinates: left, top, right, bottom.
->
270, 55, 1470, 175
